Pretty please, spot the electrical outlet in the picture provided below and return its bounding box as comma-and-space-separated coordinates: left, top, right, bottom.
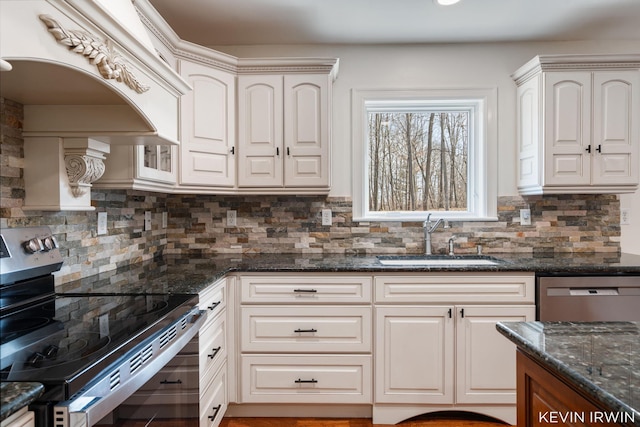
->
621, 208, 631, 225
322, 209, 332, 226
97, 212, 107, 235
162, 212, 168, 229
520, 208, 532, 226
144, 211, 152, 231
227, 210, 237, 227
99, 314, 109, 338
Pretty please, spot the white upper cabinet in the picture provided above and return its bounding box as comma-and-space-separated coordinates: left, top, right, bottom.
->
238, 75, 284, 187
513, 54, 640, 195
179, 60, 236, 188
238, 71, 332, 192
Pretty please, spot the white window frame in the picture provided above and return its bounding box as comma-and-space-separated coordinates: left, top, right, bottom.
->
351, 88, 498, 222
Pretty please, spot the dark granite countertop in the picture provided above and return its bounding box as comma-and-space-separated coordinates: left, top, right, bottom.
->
497, 321, 639, 425
57, 252, 640, 296
0, 382, 44, 421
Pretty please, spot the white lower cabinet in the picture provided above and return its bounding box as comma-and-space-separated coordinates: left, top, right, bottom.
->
373, 273, 535, 425
235, 274, 373, 408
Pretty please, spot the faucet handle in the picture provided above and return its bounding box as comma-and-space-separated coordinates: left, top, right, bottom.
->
448, 235, 456, 256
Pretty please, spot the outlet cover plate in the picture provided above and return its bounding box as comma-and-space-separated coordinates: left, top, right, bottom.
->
97, 212, 107, 235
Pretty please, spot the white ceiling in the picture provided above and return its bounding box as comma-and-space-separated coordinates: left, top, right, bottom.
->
148, 0, 640, 46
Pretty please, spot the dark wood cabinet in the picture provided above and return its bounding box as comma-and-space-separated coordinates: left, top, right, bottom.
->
516, 349, 632, 427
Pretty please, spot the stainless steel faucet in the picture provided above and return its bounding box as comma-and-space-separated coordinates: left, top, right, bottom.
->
423, 213, 449, 255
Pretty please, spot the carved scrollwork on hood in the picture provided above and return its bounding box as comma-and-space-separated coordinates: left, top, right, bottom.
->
65, 153, 106, 197
39, 14, 150, 94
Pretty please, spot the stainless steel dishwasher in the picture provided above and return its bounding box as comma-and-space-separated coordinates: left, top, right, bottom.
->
537, 275, 640, 321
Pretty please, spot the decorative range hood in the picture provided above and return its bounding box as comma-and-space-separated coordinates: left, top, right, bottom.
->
0, 0, 191, 210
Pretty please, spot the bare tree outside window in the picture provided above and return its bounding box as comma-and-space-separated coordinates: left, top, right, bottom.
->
368, 111, 469, 213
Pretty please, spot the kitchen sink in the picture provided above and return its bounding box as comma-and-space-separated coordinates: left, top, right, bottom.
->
376, 255, 505, 266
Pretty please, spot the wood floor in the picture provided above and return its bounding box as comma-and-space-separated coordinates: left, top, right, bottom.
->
108, 413, 511, 427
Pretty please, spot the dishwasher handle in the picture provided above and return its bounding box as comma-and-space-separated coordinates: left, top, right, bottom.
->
569, 288, 619, 296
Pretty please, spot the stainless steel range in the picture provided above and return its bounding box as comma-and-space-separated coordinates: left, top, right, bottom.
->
0, 227, 206, 427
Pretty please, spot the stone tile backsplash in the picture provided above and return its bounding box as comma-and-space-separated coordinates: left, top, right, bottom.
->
1, 97, 621, 285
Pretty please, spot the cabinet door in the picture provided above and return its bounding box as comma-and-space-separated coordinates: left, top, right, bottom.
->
137, 145, 177, 184
543, 72, 591, 186
592, 71, 640, 186
238, 75, 284, 187
516, 76, 541, 190
283, 74, 330, 188
180, 60, 236, 187
375, 306, 454, 404
455, 305, 535, 404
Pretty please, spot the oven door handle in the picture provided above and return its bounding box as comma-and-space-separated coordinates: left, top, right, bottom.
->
53, 308, 207, 427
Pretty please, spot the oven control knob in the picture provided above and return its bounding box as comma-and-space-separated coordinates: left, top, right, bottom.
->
26, 352, 45, 368
43, 345, 59, 359
42, 236, 58, 251
23, 238, 44, 254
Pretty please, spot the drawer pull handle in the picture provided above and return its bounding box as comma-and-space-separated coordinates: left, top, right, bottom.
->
159, 379, 182, 385
293, 288, 317, 293
295, 378, 318, 384
208, 404, 222, 421
208, 301, 221, 311
208, 346, 222, 359
294, 328, 317, 333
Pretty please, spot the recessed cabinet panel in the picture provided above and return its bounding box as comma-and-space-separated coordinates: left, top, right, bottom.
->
552, 155, 583, 177
193, 80, 226, 141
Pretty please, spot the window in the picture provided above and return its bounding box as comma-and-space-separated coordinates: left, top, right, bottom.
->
352, 88, 498, 222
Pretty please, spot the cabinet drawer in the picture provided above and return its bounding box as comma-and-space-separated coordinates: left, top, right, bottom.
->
0, 407, 34, 427
240, 275, 372, 304
200, 277, 227, 318
375, 273, 535, 304
199, 310, 227, 387
241, 355, 372, 404
136, 365, 199, 393
241, 306, 371, 353
200, 363, 227, 427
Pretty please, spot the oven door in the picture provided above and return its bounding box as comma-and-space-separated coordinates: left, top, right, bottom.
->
53, 307, 206, 427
